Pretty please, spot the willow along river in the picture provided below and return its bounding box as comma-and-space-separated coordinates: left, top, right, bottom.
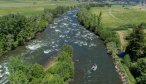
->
0, 8, 121, 84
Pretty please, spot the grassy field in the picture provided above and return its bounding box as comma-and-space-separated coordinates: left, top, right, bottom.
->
90, 5, 146, 29
0, 0, 78, 16
91, 5, 146, 47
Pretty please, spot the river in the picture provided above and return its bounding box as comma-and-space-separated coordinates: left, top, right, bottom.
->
0, 8, 121, 84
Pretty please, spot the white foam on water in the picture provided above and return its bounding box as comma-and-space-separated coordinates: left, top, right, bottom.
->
59, 35, 65, 38
73, 15, 77, 17
51, 41, 55, 44
81, 34, 88, 38
52, 44, 59, 48
44, 46, 59, 54
66, 36, 70, 39
0, 73, 5, 78
80, 41, 88, 46
69, 19, 73, 22
26, 40, 45, 50
26, 44, 42, 50
74, 41, 79, 44
56, 19, 61, 23
64, 16, 68, 20
81, 31, 97, 41
72, 23, 77, 26
74, 40, 88, 46
0, 63, 9, 84
70, 28, 76, 31
54, 22, 58, 25
59, 25, 64, 28
55, 29, 61, 32
54, 49, 59, 51
62, 23, 68, 26
64, 30, 70, 34
50, 26, 57, 29
89, 43, 96, 47
2, 80, 8, 84
75, 32, 81, 37
64, 40, 68, 43
68, 12, 73, 14
44, 50, 52, 54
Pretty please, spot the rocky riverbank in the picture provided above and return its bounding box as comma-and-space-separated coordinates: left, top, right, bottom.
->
106, 43, 128, 84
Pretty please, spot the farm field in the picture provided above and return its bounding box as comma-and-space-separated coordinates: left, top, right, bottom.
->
0, 0, 78, 16
91, 5, 146, 47
90, 5, 146, 29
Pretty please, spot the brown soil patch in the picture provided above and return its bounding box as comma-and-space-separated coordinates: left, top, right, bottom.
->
117, 30, 128, 47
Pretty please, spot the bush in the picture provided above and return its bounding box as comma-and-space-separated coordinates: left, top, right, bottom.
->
48, 45, 74, 82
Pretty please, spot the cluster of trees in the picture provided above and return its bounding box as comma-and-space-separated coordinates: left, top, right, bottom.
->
8, 45, 74, 84
126, 24, 145, 62
125, 24, 146, 83
0, 6, 71, 56
77, 7, 120, 46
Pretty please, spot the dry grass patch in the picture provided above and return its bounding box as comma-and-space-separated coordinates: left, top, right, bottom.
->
117, 30, 128, 47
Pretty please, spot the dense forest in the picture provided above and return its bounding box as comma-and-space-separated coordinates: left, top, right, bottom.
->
77, 4, 146, 84
8, 45, 74, 84
0, 6, 71, 56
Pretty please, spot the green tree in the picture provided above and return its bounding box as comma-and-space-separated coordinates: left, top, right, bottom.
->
126, 24, 145, 61
8, 71, 28, 84
8, 57, 46, 83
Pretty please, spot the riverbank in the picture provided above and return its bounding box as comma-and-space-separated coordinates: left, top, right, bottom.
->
106, 43, 131, 84
77, 7, 129, 84
43, 53, 58, 71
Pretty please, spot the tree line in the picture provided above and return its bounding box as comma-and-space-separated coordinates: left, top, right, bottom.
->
0, 6, 72, 56
8, 45, 74, 84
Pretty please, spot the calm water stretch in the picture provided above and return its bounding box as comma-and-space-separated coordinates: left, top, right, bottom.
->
0, 8, 121, 84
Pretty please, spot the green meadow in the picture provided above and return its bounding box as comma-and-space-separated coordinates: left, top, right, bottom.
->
90, 5, 146, 47
0, 0, 78, 16
90, 5, 146, 29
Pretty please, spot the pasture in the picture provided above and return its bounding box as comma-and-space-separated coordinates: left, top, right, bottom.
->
90, 5, 146, 47
90, 5, 146, 29
0, 0, 78, 16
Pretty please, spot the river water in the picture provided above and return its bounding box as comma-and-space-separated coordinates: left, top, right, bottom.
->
0, 8, 121, 84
